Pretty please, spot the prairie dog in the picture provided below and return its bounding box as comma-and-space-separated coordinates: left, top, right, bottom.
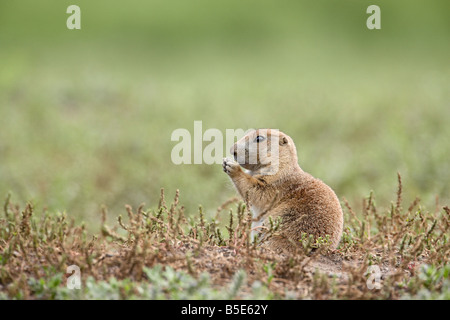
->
222, 129, 343, 252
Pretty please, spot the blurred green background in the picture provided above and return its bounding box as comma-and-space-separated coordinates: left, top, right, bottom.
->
0, 1, 449, 230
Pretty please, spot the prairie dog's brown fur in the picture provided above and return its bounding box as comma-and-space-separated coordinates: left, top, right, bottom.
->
222, 129, 343, 252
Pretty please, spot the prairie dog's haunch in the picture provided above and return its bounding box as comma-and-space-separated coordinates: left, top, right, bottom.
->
222, 129, 343, 252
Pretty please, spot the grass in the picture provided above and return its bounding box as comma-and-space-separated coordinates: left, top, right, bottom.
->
0, 1, 449, 231
0, 175, 449, 300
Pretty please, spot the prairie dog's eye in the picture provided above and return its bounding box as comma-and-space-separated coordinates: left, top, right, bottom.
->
255, 136, 265, 143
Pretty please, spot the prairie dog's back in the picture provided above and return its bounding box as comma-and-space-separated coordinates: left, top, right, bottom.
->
270, 171, 344, 250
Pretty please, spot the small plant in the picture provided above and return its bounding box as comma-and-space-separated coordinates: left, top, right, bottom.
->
262, 262, 276, 287
299, 233, 331, 255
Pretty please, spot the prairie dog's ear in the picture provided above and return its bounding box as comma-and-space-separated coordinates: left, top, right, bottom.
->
279, 136, 288, 146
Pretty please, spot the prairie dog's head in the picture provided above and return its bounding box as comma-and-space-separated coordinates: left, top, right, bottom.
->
230, 129, 298, 175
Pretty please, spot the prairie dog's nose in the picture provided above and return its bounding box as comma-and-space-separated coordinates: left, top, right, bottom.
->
231, 144, 237, 159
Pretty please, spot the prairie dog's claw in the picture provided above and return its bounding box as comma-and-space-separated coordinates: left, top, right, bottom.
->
223, 157, 241, 175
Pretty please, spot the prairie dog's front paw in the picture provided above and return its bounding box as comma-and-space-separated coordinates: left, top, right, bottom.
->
223, 157, 241, 176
